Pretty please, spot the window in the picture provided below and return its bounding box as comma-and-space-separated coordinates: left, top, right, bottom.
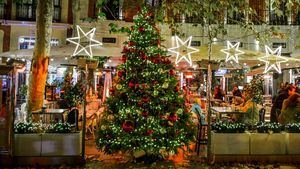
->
249, 0, 267, 24
53, 0, 61, 22
0, 1, 6, 19
16, 0, 61, 22
18, 36, 59, 49
16, 0, 37, 21
100, 0, 120, 20
269, 1, 288, 25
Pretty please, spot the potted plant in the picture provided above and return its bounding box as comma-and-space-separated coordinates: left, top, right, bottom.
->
14, 121, 81, 156
286, 123, 300, 154
251, 122, 286, 155
211, 122, 250, 155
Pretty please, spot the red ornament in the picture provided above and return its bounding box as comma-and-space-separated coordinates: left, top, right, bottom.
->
122, 121, 134, 133
168, 114, 178, 122
142, 111, 149, 117
117, 71, 123, 77
138, 26, 145, 32
121, 56, 126, 63
109, 88, 115, 94
169, 69, 176, 76
135, 83, 140, 88
142, 97, 149, 103
146, 129, 154, 136
129, 81, 135, 88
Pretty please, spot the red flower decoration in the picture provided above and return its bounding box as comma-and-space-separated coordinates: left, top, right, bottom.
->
146, 129, 154, 136
169, 69, 176, 76
168, 114, 178, 122
121, 56, 126, 63
129, 81, 135, 88
122, 47, 128, 53
142, 111, 149, 117
141, 53, 147, 60
122, 121, 134, 133
109, 88, 115, 94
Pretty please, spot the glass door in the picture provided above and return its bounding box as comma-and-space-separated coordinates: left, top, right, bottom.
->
0, 72, 13, 154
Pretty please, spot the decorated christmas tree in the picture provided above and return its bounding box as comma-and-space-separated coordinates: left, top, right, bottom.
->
97, 7, 195, 159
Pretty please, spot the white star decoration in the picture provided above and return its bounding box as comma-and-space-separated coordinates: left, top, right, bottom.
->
258, 45, 288, 74
67, 25, 102, 58
221, 41, 244, 63
168, 36, 199, 66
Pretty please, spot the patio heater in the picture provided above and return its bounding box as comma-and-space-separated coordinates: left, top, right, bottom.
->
66, 25, 102, 161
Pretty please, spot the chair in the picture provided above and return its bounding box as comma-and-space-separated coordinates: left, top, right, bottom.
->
194, 108, 208, 155
259, 108, 266, 122
66, 108, 79, 131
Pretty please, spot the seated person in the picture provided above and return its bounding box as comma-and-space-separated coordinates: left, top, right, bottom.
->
191, 98, 207, 125
235, 90, 259, 125
278, 93, 300, 124
232, 84, 242, 97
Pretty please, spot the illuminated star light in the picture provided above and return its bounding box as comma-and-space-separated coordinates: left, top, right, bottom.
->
66, 25, 102, 58
168, 36, 199, 66
220, 41, 244, 63
258, 45, 288, 74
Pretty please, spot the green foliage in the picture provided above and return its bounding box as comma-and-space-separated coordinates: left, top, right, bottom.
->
60, 73, 85, 109
244, 77, 264, 104
286, 123, 300, 133
212, 122, 246, 133
93, 56, 109, 68
19, 84, 28, 98
256, 122, 284, 133
46, 122, 72, 133
97, 7, 195, 158
14, 121, 45, 133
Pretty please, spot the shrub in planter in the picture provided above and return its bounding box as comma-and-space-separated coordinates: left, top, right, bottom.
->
212, 122, 246, 133
14, 121, 45, 133
256, 122, 284, 133
286, 123, 300, 133
46, 122, 72, 133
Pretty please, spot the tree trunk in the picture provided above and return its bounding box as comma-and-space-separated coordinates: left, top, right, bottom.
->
72, 0, 80, 36
27, 0, 53, 113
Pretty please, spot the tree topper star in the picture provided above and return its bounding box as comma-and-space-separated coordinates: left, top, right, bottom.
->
67, 25, 102, 58
220, 41, 244, 63
168, 36, 199, 66
258, 45, 288, 74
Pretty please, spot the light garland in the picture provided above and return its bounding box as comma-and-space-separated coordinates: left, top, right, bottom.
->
168, 36, 199, 66
258, 45, 288, 74
220, 41, 244, 63
66, 25, 102, 58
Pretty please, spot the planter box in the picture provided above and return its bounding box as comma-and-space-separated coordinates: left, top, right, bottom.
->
14, 132, 82, 156
41, 132, 82, 156
286, 133, 300, 154
212, 132, 250, 155
250, 133, 286, 155
14, 134, 42, 156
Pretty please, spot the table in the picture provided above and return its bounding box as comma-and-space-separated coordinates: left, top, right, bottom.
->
32, 109, 68, 123
211, 106, 244, 119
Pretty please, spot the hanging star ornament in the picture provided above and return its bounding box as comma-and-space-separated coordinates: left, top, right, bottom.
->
258, 45, 288, 74
66, 25, 102, 58
168, 36, 199, 66
220, 41, 244, 63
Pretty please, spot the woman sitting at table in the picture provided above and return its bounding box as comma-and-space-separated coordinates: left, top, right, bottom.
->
278, 93, 300, 124
235, 90, 259, 125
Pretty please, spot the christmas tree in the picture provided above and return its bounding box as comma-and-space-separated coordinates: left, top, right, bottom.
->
97, 7, 195, 158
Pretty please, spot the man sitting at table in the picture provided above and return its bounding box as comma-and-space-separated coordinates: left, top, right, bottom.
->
232, 84, 242, 97
235, 89, 259, 125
